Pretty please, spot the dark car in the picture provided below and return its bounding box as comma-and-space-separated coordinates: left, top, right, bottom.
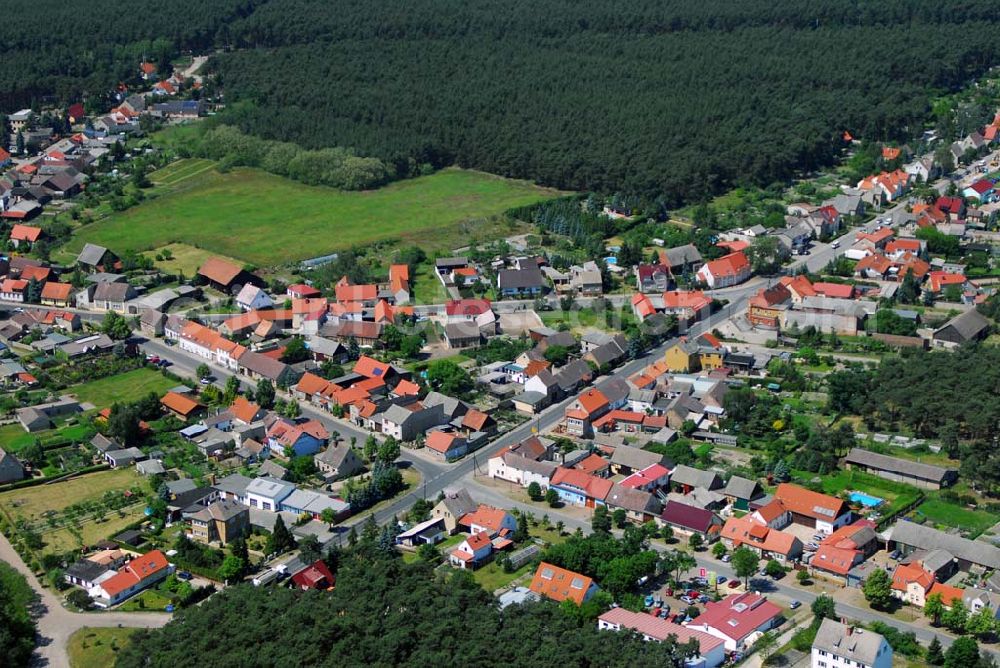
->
177, 571, 193, 581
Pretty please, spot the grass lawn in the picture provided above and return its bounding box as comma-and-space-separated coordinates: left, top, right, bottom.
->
411, 261, 450, 305
472, 561, 533, 593
69, 368, 177, 407
0, 468, 144, 553
118, 587, 174, 612
67, 165, 563, 266
68, 627, 141, 668
0, 423, 39, 452
140, 242, 242, 277
913, 499, 996, 537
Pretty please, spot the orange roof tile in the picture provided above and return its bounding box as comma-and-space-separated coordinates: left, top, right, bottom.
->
529, 562, 595, 605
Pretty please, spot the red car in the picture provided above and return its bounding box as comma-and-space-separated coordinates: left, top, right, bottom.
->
728, 580, 741, 589
686, 589, 700, 598
664, 588, 673, 597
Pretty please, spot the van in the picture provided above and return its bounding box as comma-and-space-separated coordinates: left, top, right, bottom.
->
830, 240, 840, 249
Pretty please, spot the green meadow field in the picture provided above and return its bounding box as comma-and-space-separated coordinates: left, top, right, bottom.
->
67, 163, 563, 266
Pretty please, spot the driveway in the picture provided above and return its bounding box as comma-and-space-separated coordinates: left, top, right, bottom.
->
0, 533, 170, 667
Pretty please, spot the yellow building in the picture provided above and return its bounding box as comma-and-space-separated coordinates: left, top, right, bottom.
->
663, 339, 700, 373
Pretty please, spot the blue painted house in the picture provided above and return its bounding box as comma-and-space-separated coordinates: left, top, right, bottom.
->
266, 418, 329, 457
550, 467, 612, 508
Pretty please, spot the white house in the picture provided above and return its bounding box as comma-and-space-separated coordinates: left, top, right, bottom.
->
696, 252, 751, 289
236, 284, 273, 311
811, 619, 892, 668
598, 608, 726, 668
245, 477, 295, 511
488, 451, 557, 489
449, 532, 492, 569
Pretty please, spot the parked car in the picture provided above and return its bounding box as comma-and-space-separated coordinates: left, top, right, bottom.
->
672, 612, 685, 623
790, 600, 801, 610
889, 550, 900, 560
644, 594, 654, 607
698, 595, 710, 604
680, 595, 694, 605
687, 589, 700, 598
177, 571, 193, 581
716, 576, 727, 584
728, 580, 741, 589
664, 588, 674, 597
721, 554, 731, 563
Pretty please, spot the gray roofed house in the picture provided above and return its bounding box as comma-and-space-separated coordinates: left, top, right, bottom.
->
166, 478, 198, 496
136, 459, 166, 476
497, 267, 546, 296
670, 464, 723, 491
421, 391, 467, 419
16, 397, 81, 432
827, 193, 866, 218
844, 448, 957, 490
888, 521, 1000, 570
314, 442, 364, 480
812, 618, 892, 668
609, 447, 668, 475
92, 281, 136, 306
238, 351, 300, 386
553, 359, 593, 393
594, 376, 630, 407
213, 473, 253, 503
605, 483, 662, 521
0, 448, 25, 483
90, 433, 121, 454
432, 487, 478, 533
502, 452, 558, 479
721, 476, 763, 506
963, 588, 1000, 620
139, 309, 167, 337
660, 244, 703, 271
932, 309, 991, 348
258, 459, 289, 480
586, 338, 627, 369
63, 559, 112, 589
76, 243, 113, 268
105, 447, 146, 468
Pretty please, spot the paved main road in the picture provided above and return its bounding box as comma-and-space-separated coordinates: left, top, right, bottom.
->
0, 532, 170, 667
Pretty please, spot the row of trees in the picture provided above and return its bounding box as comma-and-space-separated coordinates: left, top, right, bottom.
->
0, 563, 36, 667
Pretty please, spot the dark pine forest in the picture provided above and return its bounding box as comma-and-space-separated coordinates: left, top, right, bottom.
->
5, 0, 1000, 200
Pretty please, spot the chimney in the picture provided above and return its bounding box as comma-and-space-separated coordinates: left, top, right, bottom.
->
846, 625, 853, 636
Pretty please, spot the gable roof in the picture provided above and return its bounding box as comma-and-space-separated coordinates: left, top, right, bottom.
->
660, 500, 719, 533
198, 257, 244, 286
550, 467, 613, 501
774, 483, 848, 521
40, 282, 73, 301
160, 391, 202, 417
844, 448, 955, 484
889, 521, 1000, 569
934, 308, 990, 342
813, 619, 888, 665
670, 464, 721, 490
529, 562, 596, 605
694, 593, 781, 642
10, 224, 43, 242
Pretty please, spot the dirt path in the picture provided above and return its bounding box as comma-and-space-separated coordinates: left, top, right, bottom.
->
0, 533, 170, 667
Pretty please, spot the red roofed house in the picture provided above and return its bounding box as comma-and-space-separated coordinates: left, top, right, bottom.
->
598, 608, 726, 668
720, 514, 802, 563
425, 431, 469, 461
9, 224, 43, 248
884, 238, 925, 259
139, 62, 157, 78
291, 559, 335, 590
811, 282, 855, 300
529, 562, 599, 605
926, 271, 968, 296
891, 562, 937, 607
857, 170, 910, 205
687, 593, 782, 651
335, 277, 378, 305
778, 275, 817, 303
160, 391, 205, 420
449, 531, 493, 569
388, 264, 411, 303
856, 226, 895, 250
747, 283, 791, 329
564, 388, 611, 437
89, 549, 172, 608
287, 284, 322, 299
67, 103, 86, 123
811, 523, 879, 582
963, 179, 995, 201
40, 282, 74, 307
353, 355, 396, 382
549, 466, 613, 508
459, 505, 517, 537
696, 251, 751, 289
661, 290, 712, 321
0, 147, 11, 168
445, 299, 492, 320
631, 293, 656, 321
936, 196, 965, 217
197, 257, 262, 293
0, 279, 28, 302
773, 483, 851, 534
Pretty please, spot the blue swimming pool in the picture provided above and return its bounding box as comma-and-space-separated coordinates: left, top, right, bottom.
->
849, 491, 884, 508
